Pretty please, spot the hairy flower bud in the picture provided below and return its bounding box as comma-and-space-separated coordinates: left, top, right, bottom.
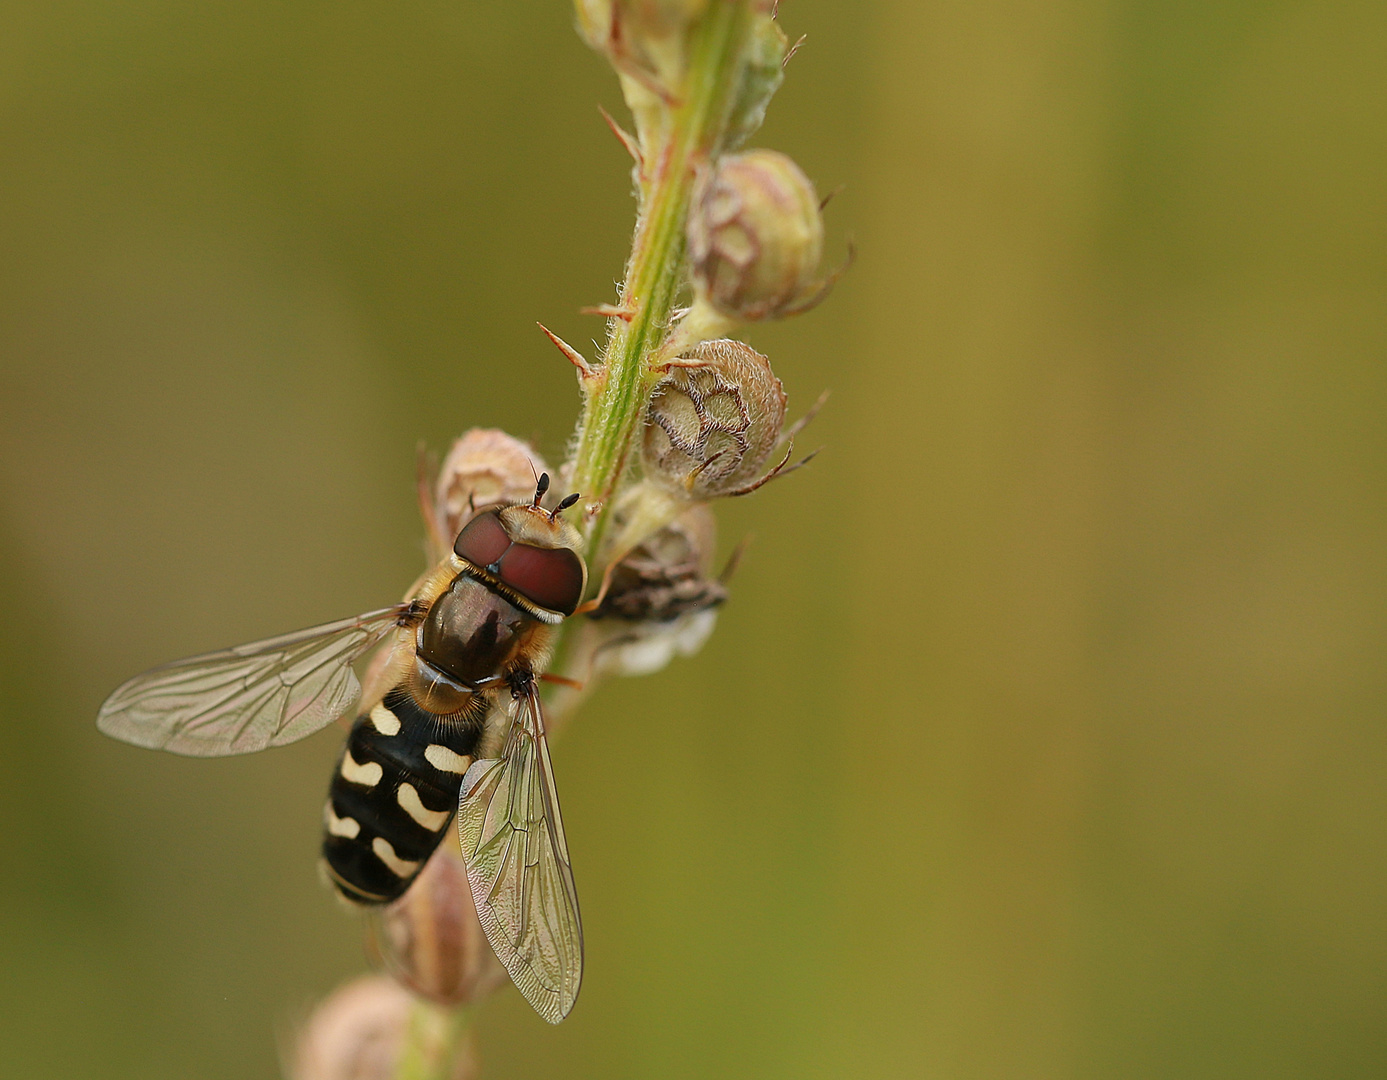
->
434, 428, 549, 545
373, 845, 509, 1008
642, 339, 787, 499
688, 150, 826, 322
291, 975, 477, 1080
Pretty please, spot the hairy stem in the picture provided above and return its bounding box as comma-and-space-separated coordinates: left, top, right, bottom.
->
569, 0, 755, 570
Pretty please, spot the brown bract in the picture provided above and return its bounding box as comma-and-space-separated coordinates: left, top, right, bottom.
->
574, 0, 712, 98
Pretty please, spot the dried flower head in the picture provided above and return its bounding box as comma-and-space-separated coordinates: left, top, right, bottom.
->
596, 606, 719, 678
589, 503, 725, 677
290, 975, 477, 1080
373, 845, 509, 1008
688, 149, 826, 322
642, 338, 787, 499
593, 502, 725, 622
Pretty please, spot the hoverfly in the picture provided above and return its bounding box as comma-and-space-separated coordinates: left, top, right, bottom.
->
97, 474, 587, 1023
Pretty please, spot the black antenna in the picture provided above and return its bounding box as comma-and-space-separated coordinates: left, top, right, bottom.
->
532, 472, 550, 507
551, 492, 581, 520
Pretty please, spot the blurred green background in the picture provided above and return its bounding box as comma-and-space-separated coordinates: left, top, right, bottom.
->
2, 1, 1384, 1077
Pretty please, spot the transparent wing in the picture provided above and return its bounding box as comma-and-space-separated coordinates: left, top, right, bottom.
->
457, 684, 582, 1023
97, 605, 413, 757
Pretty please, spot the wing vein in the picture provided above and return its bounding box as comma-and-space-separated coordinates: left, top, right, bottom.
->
457, 685, 583, 1022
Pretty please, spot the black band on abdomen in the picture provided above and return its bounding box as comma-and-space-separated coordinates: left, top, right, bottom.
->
321, 686, 482, 904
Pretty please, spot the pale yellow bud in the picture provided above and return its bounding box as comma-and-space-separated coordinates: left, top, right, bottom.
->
573, 0, 614, 53
290, 975, 477, 1080
642, 338, 786, 498
575, 0, 711, 91
688, 149, 825, 322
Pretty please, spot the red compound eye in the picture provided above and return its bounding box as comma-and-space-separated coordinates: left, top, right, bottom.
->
498, 543, 586, 616
453, 511, 511, 569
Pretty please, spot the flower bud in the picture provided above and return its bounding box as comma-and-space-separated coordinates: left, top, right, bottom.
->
595, 503, 725, 622
688, 149, 825, 322
434, 429, 549, 545
373, 845, 509, 1008
575, 0, 711, 92
290, 975, 478, 1080
573, 0, 613, 51
642, 339, 786, 499
590, 503, 725, 677
597, 606, 719, 677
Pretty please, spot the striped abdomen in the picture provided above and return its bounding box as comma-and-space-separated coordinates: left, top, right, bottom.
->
322, 686, 482, 903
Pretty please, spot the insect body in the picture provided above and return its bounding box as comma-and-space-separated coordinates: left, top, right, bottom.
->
97, 476, 588, 1023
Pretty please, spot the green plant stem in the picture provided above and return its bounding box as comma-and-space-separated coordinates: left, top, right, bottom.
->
569, 0, 755, 570
385, 8, 762, 1067
394, 1000, 474, 1080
